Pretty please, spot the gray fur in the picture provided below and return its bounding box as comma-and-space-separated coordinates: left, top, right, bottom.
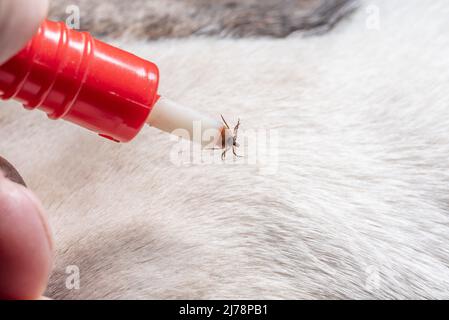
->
49, 0, 358, 39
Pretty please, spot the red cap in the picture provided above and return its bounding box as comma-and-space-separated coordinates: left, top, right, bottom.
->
0, 19, 160, 142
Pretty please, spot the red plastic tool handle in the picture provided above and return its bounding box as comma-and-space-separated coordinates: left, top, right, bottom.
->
0, 19, 160, 142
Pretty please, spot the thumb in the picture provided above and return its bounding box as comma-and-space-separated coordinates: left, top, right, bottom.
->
0, 0, 49, 64
0, 169, 53, 300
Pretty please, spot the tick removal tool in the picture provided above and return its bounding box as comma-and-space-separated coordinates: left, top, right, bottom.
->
0, 19, 240, 153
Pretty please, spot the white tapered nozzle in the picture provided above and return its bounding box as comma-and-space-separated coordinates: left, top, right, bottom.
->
146, 97, 225, 148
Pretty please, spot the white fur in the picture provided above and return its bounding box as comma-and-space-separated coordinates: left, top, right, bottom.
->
1, 0, 449, 299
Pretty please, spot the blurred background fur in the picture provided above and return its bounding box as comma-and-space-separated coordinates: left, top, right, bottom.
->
49, 0, 357, 39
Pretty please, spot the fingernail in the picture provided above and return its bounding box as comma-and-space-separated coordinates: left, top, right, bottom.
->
0, 160, 53, 251
0, 156, 26, 187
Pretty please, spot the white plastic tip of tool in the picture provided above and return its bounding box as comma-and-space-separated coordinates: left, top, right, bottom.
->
146, 97, 225, 148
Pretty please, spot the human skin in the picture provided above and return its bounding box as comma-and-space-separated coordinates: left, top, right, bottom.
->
0, 0, 52, 300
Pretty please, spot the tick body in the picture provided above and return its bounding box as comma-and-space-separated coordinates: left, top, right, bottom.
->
220, 115, 242, 160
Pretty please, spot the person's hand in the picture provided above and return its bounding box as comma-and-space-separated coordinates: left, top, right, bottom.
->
0, 0, 52, 300
0, 0, 49, 64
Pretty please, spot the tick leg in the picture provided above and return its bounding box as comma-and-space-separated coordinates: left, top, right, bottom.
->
220, 115, 231, 130
233, 119, 241, 138
233, 147, 243, 158
221, 147, 231, 160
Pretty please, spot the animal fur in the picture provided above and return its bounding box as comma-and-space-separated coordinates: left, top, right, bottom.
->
48, 0, 357, 38
1, 0, 449, 299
